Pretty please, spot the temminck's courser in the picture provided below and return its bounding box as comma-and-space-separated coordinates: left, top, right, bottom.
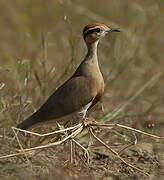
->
17, 23, 120, 130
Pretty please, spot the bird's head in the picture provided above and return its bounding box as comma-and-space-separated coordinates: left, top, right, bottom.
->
83, 23, 120, 44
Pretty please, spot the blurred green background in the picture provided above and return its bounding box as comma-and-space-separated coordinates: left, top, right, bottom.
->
0, 0, 164, 179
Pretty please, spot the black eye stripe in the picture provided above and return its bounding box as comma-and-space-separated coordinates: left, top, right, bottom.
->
85, 28, 101, 34
94, 28, 101, 33
84, 28, 101, 39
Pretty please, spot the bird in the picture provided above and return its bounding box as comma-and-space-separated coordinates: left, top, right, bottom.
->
17, 23, 120, 130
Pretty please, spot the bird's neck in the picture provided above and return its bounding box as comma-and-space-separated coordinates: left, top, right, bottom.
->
72, 40, 100, 78
85, 40, 99, 63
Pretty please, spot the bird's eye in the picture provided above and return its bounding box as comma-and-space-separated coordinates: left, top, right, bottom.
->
94, 28, 101, 33
83, 28, 101, 39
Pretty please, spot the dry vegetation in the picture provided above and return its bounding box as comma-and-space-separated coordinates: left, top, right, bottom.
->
0, 0, 164, 179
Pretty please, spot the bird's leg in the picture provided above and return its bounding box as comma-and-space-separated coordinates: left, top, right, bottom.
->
69, 137, 74, 163
68, 104, 91, 163
72, 138, 89, 163
69, 137, 90, 163
64, 127, 74, 163
69, 132, 90, 163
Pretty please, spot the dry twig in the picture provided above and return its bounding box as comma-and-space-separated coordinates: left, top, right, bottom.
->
0, 124, 83, 159
89, 127, 149, 176
0, 119, 163, 176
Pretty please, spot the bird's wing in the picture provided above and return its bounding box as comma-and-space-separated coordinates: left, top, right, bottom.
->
36, 76, 95, 121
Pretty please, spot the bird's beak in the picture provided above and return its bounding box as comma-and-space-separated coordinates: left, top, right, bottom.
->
107, 27, 120, 33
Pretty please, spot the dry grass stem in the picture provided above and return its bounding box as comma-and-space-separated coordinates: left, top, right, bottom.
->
72, 138, 90, 163
89, 122, 164, 139
0, 118, 163, 177
118, 132, 138, 155
12, 123, 82, 137
89, 127, 149, 176
0, 124, 83, 159
12, 127, 31, 163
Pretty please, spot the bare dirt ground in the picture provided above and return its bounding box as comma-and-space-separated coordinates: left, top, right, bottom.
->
0, 117, 164, 180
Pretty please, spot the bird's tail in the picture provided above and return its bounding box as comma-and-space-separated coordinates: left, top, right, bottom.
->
16, 111, 42, 130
